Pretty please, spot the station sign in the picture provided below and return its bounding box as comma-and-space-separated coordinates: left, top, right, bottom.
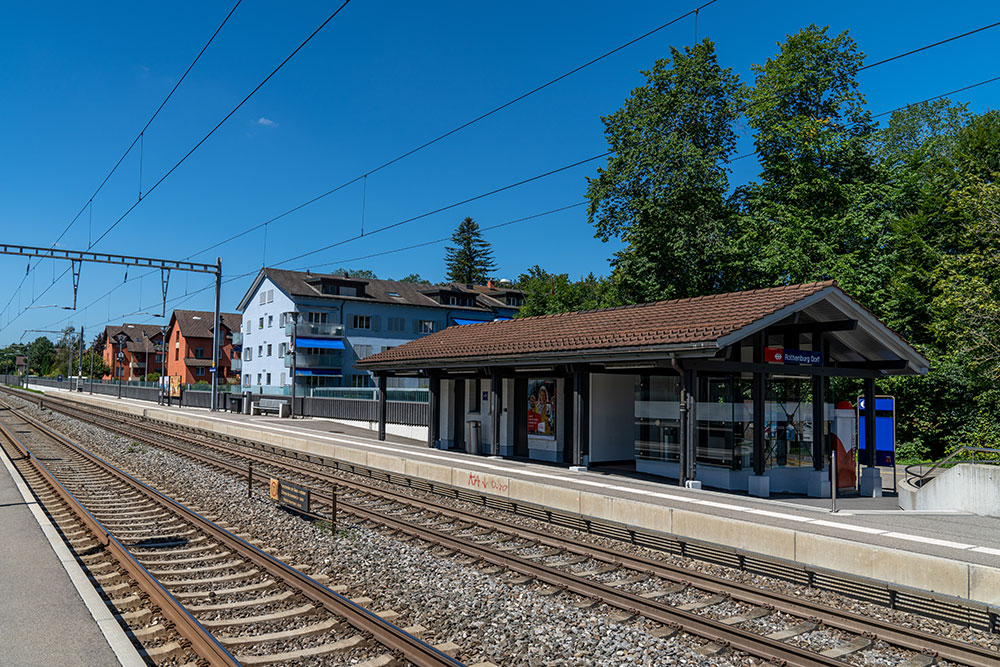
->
269, 477, 311, 512
764, 347, 822, 365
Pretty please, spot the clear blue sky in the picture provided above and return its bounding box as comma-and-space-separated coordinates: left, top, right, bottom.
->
1, 1, 998, 345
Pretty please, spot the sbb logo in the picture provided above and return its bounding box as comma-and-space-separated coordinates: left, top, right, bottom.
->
765, 347, 784, 363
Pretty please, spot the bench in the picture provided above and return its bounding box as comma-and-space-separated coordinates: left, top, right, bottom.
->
251, 398, 290, 418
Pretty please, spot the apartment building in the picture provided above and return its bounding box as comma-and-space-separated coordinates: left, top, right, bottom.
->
235, 267, 523, 394
100, 323, 164, 381
164, 309, 242, 384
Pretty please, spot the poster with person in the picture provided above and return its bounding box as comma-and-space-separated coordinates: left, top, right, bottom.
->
527, 378, 556, 439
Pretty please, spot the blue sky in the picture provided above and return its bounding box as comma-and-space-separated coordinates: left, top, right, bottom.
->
1, 1, 998, 345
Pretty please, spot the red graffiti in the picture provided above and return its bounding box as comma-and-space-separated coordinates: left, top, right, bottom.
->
467, 472, 509, 494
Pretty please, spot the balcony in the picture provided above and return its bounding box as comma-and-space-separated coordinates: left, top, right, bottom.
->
286, 351, 342, 368
232, 332, 243, 346
287, 321, 343, 338
231, 358, 241, 372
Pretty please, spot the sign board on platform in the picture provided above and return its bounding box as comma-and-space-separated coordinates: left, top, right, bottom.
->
169, 375, 181, 398
269, 477, 310, 512
857, 395, 896, 466
764, 347, 822, 365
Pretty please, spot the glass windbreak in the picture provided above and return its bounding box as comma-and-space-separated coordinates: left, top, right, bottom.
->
634, 375, 680, 462
696, 375, 752, 470
764, 376, 816, 469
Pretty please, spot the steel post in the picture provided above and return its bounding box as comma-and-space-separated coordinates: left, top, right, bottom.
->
377, 373, 387, 441
76, 326, 84, 391
210, 257, 222, 411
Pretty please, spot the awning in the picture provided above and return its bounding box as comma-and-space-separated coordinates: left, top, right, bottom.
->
295, 368, 342, 376
296, 337, 345, 349
453, 318, 488, 326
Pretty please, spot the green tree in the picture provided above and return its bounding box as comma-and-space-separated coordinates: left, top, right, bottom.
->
329, 267, 377, 279
27, 336, 54, 375
444, 217, 496, 284
399, 273, 431, 284
515, 266, 610, 317
587, 38, 743, 304
735, 25, 887, 295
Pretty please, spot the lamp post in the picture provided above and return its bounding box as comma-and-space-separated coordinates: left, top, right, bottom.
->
287, 311, 299, 418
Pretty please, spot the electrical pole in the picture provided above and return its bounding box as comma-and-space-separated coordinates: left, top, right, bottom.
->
210, 256, 222, 411
289, 311, 299, 418
67, 331, 73, 390
77, 326, 84, 391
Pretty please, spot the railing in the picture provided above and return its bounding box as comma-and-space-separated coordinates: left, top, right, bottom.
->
232, 332, 243, 345
286, 352, 342, 368
904, 446, 1000, 488
231, 358, 241, 372
288, 321, 343, 338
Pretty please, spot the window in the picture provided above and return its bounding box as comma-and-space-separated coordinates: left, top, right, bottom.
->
352, 315, 371, 330
387, 317, 405, 332
267, 344, 272, 357
154, 353, 163, 363
194, 347, 205, 359
175, 348, 179, 361
259, 292, 266, 305
447, 295, 458, 305
354, 344, 373, 359
266, 372, 271, 385
246, 319, 251, 334
417, 320, 435, 334
278, 343, 285, 358
258, 317, 264, 329
351, 374, 372, 387
245, 348, 252, 361
258, 345, 263, 357
268, 315, 273, 327
196, 367, 205, 377
257, 373, 262, 385
308, 311, 328, 324
243, 374, 249, 387
267, 289, 274, 303
280, 372, 286, 386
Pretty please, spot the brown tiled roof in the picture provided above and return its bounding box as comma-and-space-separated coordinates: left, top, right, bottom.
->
104, 323, 163, 344
170, 310, 242, 340
357, 281, 837, 367
183, 358, 215, 367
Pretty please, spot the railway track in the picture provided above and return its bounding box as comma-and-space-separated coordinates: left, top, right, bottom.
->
8, 388, 1000, 666
0, 399, 463, 667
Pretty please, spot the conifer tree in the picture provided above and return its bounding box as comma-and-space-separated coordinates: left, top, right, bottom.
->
444, 217, 496, 284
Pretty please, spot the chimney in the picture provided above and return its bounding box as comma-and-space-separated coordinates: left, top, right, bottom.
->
487, 279, 494, 289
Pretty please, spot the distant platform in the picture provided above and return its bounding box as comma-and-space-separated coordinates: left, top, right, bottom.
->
27, 384, 1000, 608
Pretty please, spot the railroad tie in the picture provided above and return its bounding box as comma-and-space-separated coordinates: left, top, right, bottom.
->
677, 595, 726, 612
432, 642, 461, 658
899, 654, 938, 667
356, 655, 401, 667
198, 603, 317, 628
640, 583, 687, 598
403, 624, 427, 639
765, 621, 818, 641
819, 637, 872, 659
696, 642, 728, 657
236, 634, 369, 666
719, 606, 771, 625
548, 555, 588, 567
218, 618, 344, 646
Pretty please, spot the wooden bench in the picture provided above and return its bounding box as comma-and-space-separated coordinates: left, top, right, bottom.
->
251, 398, 290, 418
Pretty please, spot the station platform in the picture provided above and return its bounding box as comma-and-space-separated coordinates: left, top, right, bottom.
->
26, 385, 1000, 607
0, 418, 141, 666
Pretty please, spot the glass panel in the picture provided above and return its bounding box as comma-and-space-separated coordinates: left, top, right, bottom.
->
764, 376, 814, 469
695, 375, 751, 470
634, 375, 680, 462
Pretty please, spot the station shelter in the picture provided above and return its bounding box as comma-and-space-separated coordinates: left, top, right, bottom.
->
356, 281, 929, 498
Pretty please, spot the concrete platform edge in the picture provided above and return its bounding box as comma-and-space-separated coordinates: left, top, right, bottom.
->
0, 436, 145, 667
49, 390, 1000, 606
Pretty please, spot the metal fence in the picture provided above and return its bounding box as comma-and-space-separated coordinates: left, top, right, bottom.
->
5, 374, 427, 426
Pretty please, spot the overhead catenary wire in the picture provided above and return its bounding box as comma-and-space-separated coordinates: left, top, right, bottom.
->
7, 16, 1000, 341
0, 0, 354, 337
0, 0, 243, 325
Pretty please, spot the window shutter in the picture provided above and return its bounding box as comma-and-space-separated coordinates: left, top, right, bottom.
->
371, 316, 380, 331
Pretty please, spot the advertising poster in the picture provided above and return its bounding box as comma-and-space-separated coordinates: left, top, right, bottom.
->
527, 378, 556, 439
169, 374, 182, 398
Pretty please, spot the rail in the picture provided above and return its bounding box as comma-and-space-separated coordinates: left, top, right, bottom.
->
905, 446, 1000, 488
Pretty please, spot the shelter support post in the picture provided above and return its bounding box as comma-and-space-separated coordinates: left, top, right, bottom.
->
377, 373, 387, 441
453, 378, 465, 452
427, 375, 440, 448
677, 366, 697, 487
571, 370, 588, 468
859, 376, 882, 497
490, 371, 502, 456
808, 369, 831, 498
750, 332, 769, 497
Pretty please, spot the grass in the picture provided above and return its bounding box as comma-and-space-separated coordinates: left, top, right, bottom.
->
6, 384, 44, 394
315, 519, 354, 539
126, 443, 146, 454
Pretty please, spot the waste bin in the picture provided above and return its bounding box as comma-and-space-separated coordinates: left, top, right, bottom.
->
465, 419, 481, 455
242, 392, 252, 415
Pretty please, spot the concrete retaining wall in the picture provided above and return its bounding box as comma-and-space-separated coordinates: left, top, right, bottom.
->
898, 464, 1000, 517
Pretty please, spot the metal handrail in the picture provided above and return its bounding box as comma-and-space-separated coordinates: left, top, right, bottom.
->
904, 446, 1000, 488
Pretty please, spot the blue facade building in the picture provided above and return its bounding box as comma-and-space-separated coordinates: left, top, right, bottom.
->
235, 267, 522, 394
